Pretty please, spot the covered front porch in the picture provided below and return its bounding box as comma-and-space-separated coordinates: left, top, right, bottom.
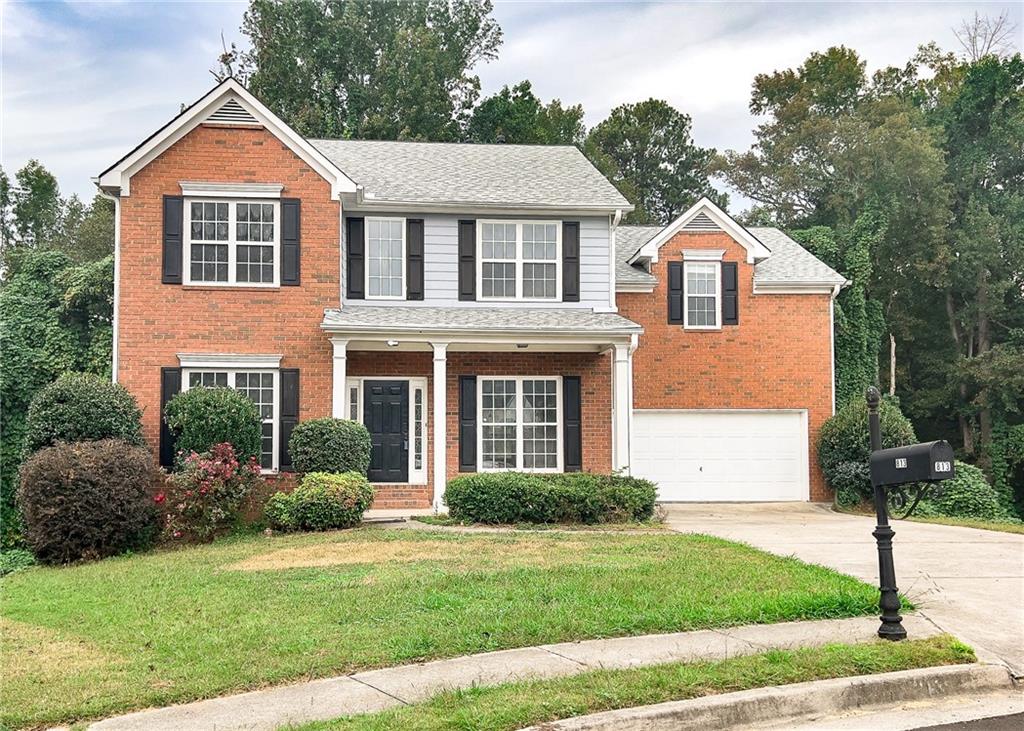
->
321, 306, 641, 510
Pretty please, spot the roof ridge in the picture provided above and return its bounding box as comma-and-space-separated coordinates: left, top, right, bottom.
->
310, 138, 580, 150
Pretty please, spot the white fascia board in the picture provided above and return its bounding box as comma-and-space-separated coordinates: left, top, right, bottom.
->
317, 325, 641, 345
615, 283, 657, 293
752, 281, 843, 295
682, 249, 726, 261
177, 352, 283, 369
343, 198, 627, 217
179, 181, 284, 198
630, 197, 771, 266
99, 78, 357, 199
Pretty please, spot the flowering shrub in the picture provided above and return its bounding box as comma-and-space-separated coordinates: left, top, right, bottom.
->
158, 443, 263, 542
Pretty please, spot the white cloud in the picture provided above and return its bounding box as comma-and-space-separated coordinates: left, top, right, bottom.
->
2, 0, 1019, 208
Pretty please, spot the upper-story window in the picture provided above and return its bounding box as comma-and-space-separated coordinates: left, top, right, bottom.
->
684, 261, 720, 329
185, 200, 279, 287
366, 217, 405, 299
478, 221, 560, 301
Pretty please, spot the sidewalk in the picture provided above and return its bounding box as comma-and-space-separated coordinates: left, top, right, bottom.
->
89, 614, 941, 731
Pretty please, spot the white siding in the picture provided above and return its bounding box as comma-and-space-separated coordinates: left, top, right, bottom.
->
343, 213, 612, 309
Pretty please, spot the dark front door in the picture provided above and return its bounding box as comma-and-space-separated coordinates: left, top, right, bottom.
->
364, 380, 409, 483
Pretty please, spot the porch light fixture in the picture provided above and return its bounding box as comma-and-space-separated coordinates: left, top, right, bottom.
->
386, 340, 399, 347
516, 344, 528, 349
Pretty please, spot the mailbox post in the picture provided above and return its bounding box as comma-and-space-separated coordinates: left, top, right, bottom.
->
865, 386, 955, 640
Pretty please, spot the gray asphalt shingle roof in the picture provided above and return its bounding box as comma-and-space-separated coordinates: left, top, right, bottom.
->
748, 228, 847, 285
322, 305, 641, 334
614, 225, 846, 289
310, 139, 632, 210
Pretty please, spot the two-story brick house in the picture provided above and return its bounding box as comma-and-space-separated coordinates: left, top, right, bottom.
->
97, 79, 845, 509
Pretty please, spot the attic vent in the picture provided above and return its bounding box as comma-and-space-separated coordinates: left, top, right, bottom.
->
683, 211, 720, 232
206, 98, 260, 126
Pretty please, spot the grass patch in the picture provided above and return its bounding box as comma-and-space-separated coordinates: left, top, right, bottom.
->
411, 515, 667, 531
836, 505, 1024, 534
293, 635, 974, 731
2, 527, 881, 729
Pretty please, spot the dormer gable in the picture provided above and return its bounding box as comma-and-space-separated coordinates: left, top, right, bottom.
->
96, 78, 358, 199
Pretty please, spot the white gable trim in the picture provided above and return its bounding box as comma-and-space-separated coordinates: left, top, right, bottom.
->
97, 78, 357, 199
629, 197, 771, 265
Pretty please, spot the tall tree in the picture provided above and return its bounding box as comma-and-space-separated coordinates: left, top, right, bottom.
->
467, 80, 585, 145
240, 0, 502, 140
585, 99, 722, 224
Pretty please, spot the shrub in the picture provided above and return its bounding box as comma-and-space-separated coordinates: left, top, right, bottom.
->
268, 472, 375, 531
23, 373, 144, 456
818, 397, 916, 503
17, 439, 160, 564
263, 491, 295, 530
288, 418, 372, 476
0, 549, 35, 577
929, 461, 1010, 520
158, 443, 264, 542
164, 387, 262, 465
445, 472, 657, 525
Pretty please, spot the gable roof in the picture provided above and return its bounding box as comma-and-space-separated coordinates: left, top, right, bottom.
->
96, 78, 358, 199
615, 226, 660, 288
629, 197, 771, 265
615, 224, 847, 292
311, 139, 632, 212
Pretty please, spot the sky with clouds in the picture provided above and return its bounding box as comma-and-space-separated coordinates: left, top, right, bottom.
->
3, 0, 1021, 211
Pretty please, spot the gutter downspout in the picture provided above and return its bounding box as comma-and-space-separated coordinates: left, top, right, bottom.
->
609, 209, 623, 312
94, 180, 121, 383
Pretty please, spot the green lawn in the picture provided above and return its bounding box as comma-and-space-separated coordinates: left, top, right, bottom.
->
293, 635, 973, 731
2, 527, 881, 729
898, 515, 1024, 534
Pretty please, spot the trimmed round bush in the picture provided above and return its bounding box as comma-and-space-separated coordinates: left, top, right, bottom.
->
818, 397, 916, 503
930, 461, 1009, 520
263, 491, 296, 530
23, 373, 144, 456
288, 418, 371, 475
445, 472, 657, 524
279, 471, 375, 531
164, 387, 262, 465
17, 439, 161, 564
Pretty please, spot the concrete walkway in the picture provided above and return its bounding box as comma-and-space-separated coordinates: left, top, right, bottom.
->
88, 615, 939, 731
663, 503, 1024, 676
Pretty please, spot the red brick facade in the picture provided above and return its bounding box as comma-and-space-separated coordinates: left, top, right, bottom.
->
617, 231, 834, 501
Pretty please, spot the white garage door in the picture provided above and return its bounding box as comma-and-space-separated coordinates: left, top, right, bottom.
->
632, 410, 809, 502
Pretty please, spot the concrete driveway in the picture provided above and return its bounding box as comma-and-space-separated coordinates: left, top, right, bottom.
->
663, 503, 1024, 676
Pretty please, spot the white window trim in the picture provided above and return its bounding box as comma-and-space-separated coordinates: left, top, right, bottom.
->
477, 375, 563, 473
683, 260, 722, 331
476, 220, 562, 302
180, 366, 280, 473
183, 198, 281, 288
364, 216, 406, 300
345, 376, 428, 485
179, 181, 283, 198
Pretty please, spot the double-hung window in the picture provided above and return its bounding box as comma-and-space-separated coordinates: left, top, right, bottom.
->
478, 221, 560, 301
479, 376, 561, 471
684, 261, 720, 329
185, 200, 279, 286
182, 369, 278, 471
366, 217, 405, 299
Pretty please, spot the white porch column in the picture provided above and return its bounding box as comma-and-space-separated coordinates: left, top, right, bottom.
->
331, 338, 348, 418
612, 341, 633, 473
431, 342, 448, 511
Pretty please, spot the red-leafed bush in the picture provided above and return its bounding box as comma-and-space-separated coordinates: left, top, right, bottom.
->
158, 443, 263, 542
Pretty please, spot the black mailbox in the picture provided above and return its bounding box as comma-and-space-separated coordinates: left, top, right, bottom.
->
870, 440, 955, 487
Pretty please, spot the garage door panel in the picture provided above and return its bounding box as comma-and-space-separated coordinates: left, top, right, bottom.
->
632, 410, 808, 502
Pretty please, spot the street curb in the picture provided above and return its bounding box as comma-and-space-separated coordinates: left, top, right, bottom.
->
521, 663, 1016, 731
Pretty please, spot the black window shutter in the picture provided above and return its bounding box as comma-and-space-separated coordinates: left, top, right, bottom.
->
162, 196, 183, 284
722, 262, 739, 325
279, 369, 299, 471
159, 367, 182, 466
563, 376, 582, 472
668, 261, 684, 324
562, 221, 580, 302
407, 218, 425, 300
281, 198, 301, 286
458, 220, 476, 301
346, 217, 365, 299
458, 375, 477, 471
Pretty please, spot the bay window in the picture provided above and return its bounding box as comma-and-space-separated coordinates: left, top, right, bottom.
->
478, 221, 561, 301
479, 376, 561, 471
